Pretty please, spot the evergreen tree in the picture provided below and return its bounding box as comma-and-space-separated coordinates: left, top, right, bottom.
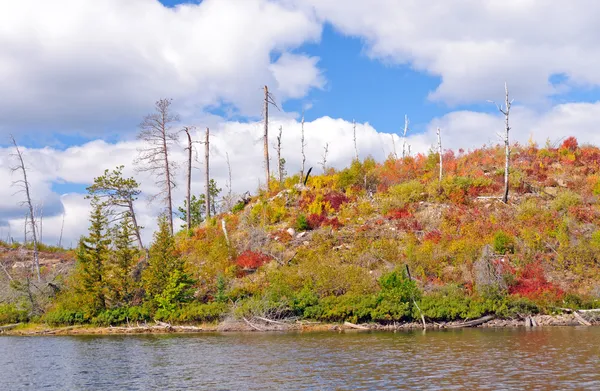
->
177, 180, 222, 228
106, 214, 138, 307
74, 197, 111, 314
143, 215, 194, 311
178, 195, 204, 228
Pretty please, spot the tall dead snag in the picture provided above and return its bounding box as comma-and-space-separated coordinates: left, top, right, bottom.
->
402, 115, 409, 158
320, 143, 329, 172
204, 127, 211, 220
489, 83, 513, 203
135, 98, 179, 235
263, 85, 270, 187
353, 119, 359, 161
10, 135, 40, 281
276, 125, 284, 184
300, 111, 307, 183
263, 85, 279, 188
183, 127, 194, 231
391, 134, 398, 160
437, 127, 443, 184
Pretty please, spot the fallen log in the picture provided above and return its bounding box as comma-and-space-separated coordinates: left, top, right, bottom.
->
447, 315, 495, 329
243, 317, 265, 331
343, 321, 369, 330
0, 323, 21, 331
577, 309, 600, 313
573, 312, 592, 326
254, 316, 288, 326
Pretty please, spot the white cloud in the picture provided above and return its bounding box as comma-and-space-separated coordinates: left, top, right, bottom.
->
270, 53, 325, 99
298, 0, 600, 105
0, 0, 322, 135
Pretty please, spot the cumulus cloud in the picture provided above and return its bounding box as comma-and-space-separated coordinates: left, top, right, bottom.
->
0, 0, 322, 135
299, 0, 600, 105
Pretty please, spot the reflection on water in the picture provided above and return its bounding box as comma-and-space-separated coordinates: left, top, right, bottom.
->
1, 327, 599, 390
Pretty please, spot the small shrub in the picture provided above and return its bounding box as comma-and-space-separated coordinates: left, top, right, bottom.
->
0, 304, 29, 325
295, 214, 310, 231
235, 250, 271, 269
493, 231, 515, 254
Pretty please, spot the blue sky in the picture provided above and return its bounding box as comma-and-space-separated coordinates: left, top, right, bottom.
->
4, 0, 600, 245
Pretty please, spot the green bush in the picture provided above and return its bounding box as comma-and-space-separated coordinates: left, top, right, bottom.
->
295, 214, 310, 231
92, 306, 151, 326
44, 309, 86, 326
551, 190, 581, 212
169, 302, 228, 323
232, 201, 246, 213
0, 304, 29, 325
382, 180, 426, 212
493, 231, 515, 254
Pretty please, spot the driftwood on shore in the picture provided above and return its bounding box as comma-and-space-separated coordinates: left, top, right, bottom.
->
446, 315, 495, 329
0, 323, 21, 332
343, 321, 369, 330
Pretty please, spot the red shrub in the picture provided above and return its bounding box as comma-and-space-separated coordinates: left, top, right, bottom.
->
307, 212, 343, 230
235, 250, 271, 269
386, 207, 412, 220
324, 191, 349, 211
561, 136, 578, 152
423, 230, 442, 244
509, 262, 564, 300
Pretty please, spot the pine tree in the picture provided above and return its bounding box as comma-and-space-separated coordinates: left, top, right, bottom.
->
143, 215, 194, 311
106, 214, 139, 307
74, 197, 111, 314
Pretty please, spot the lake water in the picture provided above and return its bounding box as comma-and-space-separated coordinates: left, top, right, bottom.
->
1, 327, 599, 390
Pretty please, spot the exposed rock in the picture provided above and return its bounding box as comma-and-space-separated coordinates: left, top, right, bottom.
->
286, 228, 296, 237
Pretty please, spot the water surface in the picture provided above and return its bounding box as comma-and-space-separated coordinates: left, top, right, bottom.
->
1, 327, 599, 390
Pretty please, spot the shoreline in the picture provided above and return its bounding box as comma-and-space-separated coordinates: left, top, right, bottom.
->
1, 313, 598, 336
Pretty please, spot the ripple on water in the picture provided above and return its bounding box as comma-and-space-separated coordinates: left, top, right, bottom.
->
1, 328, 599, 390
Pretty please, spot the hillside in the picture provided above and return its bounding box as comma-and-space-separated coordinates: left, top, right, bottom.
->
3, 137, 600, 328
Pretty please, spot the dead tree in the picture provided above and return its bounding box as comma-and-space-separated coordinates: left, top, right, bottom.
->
300, 111, 307, 183
437, 127, 443, 184
353, 119, 359, 161
58, 212, 65, 248
225, 152, 233, 210
135, 98, 179, 234
263, 85, 279, 188
183, 126, 194, 231
320, 143, 329, 172
276, 126, 284, 184
10, 135, 41, 281
204, 127, 211, 219
402, 115, 409, 158
489, 83, 513, 203
391, 134, 398, 160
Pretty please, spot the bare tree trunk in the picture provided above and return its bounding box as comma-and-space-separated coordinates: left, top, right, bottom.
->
58, 212, 65, 248
402, 115, 409, 158
263, 85, 270, 188
353, 119, 359, 161
10, 136, 41, 282
24, 213, 27, 244
205, 127, 211, 220
490, 83, 512, 204
128, 200, 144, 250
183, 127, 193, 231
437, 127, 443, 184
300, 111, 306, 183
391, 134, 398, 160
163, 126, 174, 235
226, 152, 233, 209
277, 126, 283, 184
320, 143, 329, 172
